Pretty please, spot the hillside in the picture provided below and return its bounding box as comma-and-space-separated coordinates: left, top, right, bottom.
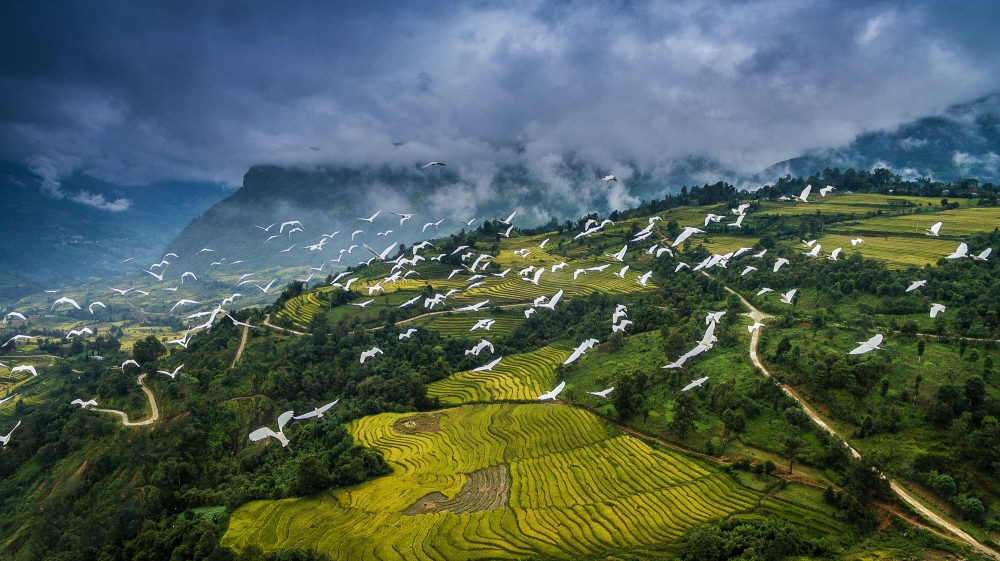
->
0, 160, 226, 301
4, 176, 1000, 560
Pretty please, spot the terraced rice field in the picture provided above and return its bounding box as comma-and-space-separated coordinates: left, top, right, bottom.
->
419, 314, 523, 338
275, 287, 335, 328
793, 234, 959, 268
826, 205, 1000, 238
426, 346, 569, 404
223, 403, 831, 559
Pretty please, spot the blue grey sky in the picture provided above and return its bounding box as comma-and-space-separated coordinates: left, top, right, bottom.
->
2, 0, 999, 191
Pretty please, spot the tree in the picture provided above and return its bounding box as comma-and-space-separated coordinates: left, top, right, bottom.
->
132, 335, 166, 364
783, 429, 802, 473
669, 393, 700, 438
295, 455, 332, 496
965, 376, 986, 409
917, 339, 926, 362
775, 337, 792, 360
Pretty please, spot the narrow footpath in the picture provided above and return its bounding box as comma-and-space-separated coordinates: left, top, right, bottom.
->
230, 325, 249, 368
94, 373, 159, 427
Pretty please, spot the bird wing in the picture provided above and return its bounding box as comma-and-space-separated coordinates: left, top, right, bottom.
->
277, 411, 295, 430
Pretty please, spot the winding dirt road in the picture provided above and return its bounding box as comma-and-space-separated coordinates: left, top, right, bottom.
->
728, 285, 997, 557
94, 373, 159, 427
231, 325, 250, 368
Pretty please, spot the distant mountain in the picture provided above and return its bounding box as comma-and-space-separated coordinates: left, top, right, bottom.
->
0, 160, 226, 301
764, 93, 1000, 183
162, 163, 689, 272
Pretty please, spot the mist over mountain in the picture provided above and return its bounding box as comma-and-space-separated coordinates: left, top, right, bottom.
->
0, 160, 225, 300
764, 93, 1000, 183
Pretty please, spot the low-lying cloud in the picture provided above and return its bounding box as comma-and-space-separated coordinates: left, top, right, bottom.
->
2, 0, 1000, 197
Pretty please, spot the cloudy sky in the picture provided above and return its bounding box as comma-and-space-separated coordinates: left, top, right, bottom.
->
2, 0, 999, 191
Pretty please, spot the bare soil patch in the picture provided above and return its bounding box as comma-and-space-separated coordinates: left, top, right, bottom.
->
394, 414, 441, 434
403, 464, 510, 516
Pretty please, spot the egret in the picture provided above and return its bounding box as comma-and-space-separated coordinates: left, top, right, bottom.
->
71, 399, 98, 408
793, 185, 812, 202
465, 339, 495, 356
358, 210, 381, 223
930, 303, 947, 318
181, 271, 198, 282
10, 365, 37, 376
805, 238, 818, 246
350, 299, 375, 308
773, 258, 789, 272
851, 238, 865, 246
779, 289, 797, 304
682, 377, 710, 391
0, 420, 22, 446
157, 365, 184, 379
803, 244, 821, 258
656, 247, 673, 258
756, 288, 773, 296
293, 400, 340, 420
51, 297, 81, 311
945, 242, 969, 259
109, 287, 133, 296
564, 338, 599, 365
252, 279, 278, 293
255, 223, 277, 232
601, 175, 617, 187
170, 299, 200, 312
536, 290, 563, 310
612, 319, 632, 333
472, 356, 503, 372
588, 387, 615, 398
399, 295, 422, 308
456, 300, 490, 312
727, 214, 745, 228
524, 308, 536, 318
248, 411, 294, 447
551, 262, 568, 272
849, 334, 884, 355
614, 265, 630, 278
470, 319, 496, 331
537, 381, 566, 401
421, 162, 446, 169
741, 266, 757, 276
121, 359, 140, 371
819, 186, 835, 196
752, 249, 767, 258
674, 262, 690, 273
498, 211, 516, 225
3, 312, 26, 323
608, 245, 627, 261
360, 347, 383, 363
389, 212, 416, 224
926, 222, 942, 236
637, 271, 653, 286
422, 219, 445, 232
906, 280, 926, 293
671, 227, 705, 247
827, 247, 842, 261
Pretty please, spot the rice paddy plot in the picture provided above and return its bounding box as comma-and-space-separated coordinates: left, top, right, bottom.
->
426, 346, 569, 404
275, 286, 335, 329
826, 205, 1000, 238
419, 314, 523, 339
222, 403, 834, 560
793, 234, 958, 268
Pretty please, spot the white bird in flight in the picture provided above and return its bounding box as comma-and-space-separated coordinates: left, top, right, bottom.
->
51, 297, 81, 311
3, 312, 26, 323
930, 303, 947, 318
389, 212, 416, 224
421, 162, 446, 169
157, 365, 184, 379
773, 258, 789, 272
350, 299, 375, 308
741, 266, 757, 276
181, 271, 198, 282
926, 221, 942, 236
601, 175, 617, 187
71, 398, 98, 408
252, 279, 278, 293
671, 227, 704, 248
498, 211, 516, 225
465, 339, 495, 356
470, 319, 496, 331
1, 420, 22, 446
793, 185, 811, 202
614, 265, 630, 278
803, 244, 821, 258
248, 411, 294, 447
564, 338, 599, 365
682, 376, 710, 392
819, 185, 835, 196
827, 247, 842, 261
294, 399, 340, 420
121, 359, 140, 371
757, 288, 773, 296
472, 356, 503, 372
851, 238, 865, 246
538, 381, 566, 401
779, 289, 797, 304
109, 287, 133, 296
945, 242, 968, 259
10, 364, 38, 376
398, 328, 418, 340
637, 271, 653, 287
536, 290, 563, 310
360, 347, 383, 363
358, 210, 381, 223
973, 248, 992, 261
588, 387, 614, 398
849, 334, 884, 355
170, 299, 200, 312
906, 280, 926, 293
456, 300, 490, 312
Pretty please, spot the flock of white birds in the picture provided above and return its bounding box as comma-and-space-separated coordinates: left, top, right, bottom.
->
1, 178, 994, 448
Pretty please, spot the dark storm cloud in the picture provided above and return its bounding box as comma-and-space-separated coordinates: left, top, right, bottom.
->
2, 0, 999, 195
